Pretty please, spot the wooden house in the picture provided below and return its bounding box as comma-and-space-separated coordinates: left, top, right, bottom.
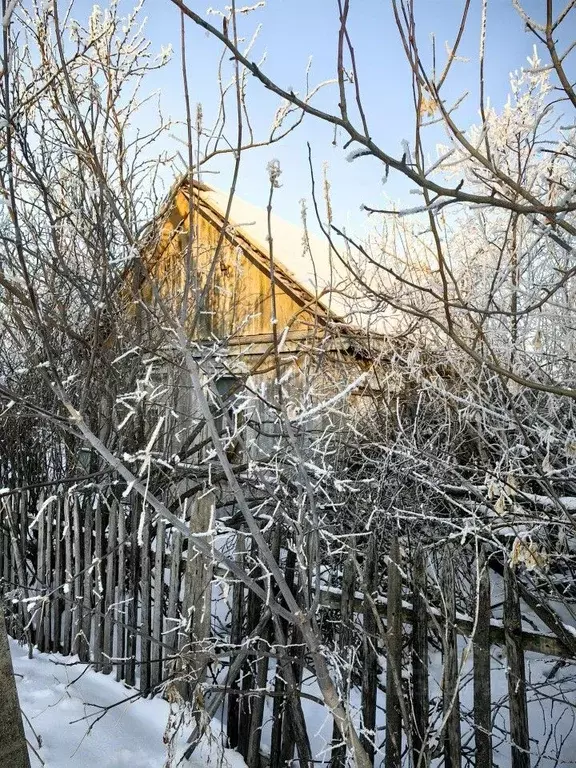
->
137, 177, 381, 350
130, 176, 391, 466
118, 177, 396, 677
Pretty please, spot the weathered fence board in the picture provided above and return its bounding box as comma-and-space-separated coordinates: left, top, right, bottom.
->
81, 497, 93, 662
504, 564, 531, 768
72, 496, 83, 657
103, 498, 118, 674
385, 530, 403, 768
441, 548, 461, 768
61, 496, 73, 656
140, 507, 152, 694
0, 486, 563, 768
474, 547, 492, 767
412, 545, 429, 768
361, 536, 378, 764
115, 501, 127, 683
93, 496, 104, 670
150, 518, 165, 689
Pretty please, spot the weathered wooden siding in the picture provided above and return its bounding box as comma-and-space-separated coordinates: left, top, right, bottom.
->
143, 188, 321, 340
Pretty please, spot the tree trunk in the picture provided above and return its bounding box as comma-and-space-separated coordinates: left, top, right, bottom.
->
0, 608, 31, 768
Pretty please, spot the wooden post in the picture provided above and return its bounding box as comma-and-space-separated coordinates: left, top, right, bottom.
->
412, 545, 429, 768
72, 496, 83, 656
473, 547, 492, 767
361, 536, 378, 764
61, 496, 73, 656
80, 495, 93, 663
181, 493, 213, 699
140, 506, 152, 694
115, 502, 127, 683
442, 547, 461, 768
1, 499, 12, 636
35, 496, 46, 652
0, 607, 31, 768
52, 498, 63, 653
5, 494, 28, 640
275, 544, 312, 768
165, 527, 183, 680
276, 619, 312, 768
150, 519, 165, 690
102, 498, 118, 674
93, 496, 104, 670
386, 530, 403, 768
18, 492, 27, 619
504, 564, 531, 768
43, 499, 53, 651
2, 515, 10, 584
125, 496, 139, 687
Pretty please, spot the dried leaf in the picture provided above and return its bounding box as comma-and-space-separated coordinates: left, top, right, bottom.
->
419, 95, 437, 118
494, 492, 507, 516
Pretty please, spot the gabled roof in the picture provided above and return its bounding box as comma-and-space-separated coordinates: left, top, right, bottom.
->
142, 176, 396, 350
187, 180, 353, 322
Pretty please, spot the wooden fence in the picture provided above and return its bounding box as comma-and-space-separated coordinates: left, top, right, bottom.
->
1, 486, 573, 767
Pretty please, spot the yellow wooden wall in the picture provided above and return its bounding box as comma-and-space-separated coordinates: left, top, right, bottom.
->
142, 188, 320, 340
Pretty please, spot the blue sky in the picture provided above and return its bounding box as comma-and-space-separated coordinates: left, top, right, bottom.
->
79, 0, 556, 234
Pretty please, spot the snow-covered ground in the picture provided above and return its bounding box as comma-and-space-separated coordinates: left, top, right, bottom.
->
10, 639, 247, 768
11, 631, 576, 767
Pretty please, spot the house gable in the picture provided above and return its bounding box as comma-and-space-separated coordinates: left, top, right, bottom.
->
141, 180, 333, 342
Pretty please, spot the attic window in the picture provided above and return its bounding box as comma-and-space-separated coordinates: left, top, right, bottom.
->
214, 376, 239, 436
214, 375, 244, 462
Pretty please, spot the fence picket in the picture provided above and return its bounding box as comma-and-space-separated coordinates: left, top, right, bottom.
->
165, 527, 182, 678
125, 496, 140, 687
52, 498, 63, 653
43, 499, 53, 652
36, 494, 46, 652
412, 546, 429, 767
504, 563, 530, 768
103, 498, 118, 674
238, 538, 260, 760
140, 506, 152, 694
72, 496, 83, 656
386, 530, 403, 768
246, 527, 280, 768
2, 519, 10, 583
474, 547, 492, 766
442, 547, 462, 768
93, 495, 104, 670
361, 536, 378, 765
61, 495, 73, 656
80, 496, 93, 662
150, 518, 165, 690
180, 494, 213, 701
115, 502, 127, 683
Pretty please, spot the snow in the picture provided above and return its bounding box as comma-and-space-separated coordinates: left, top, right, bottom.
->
10, 601, 576, 767
11, 639, 247, 768
200, 185, 349, 311
195, 184, 395, 335
522, 492, 576, 512
563, 622, 576, 638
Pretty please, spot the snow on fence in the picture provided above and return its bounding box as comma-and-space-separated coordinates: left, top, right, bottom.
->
1, 486, 575, 767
